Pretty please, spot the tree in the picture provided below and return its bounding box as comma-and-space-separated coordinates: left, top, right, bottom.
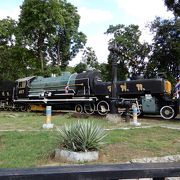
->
0, 45, 39, 80
81, 47, 99, 69
0, 17, 39, 80
74, 62, 87, 73
164, 0, 180, 17
105, 24, 150, 80
146, 17, 180, 82
18, 0, 86, 73
0, 17, 17, 46
98, 63, 111, 81
74, 47, 99, 74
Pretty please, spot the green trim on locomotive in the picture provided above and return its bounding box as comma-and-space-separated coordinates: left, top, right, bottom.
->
28, 70, 106, 99
28, 72, 78, 98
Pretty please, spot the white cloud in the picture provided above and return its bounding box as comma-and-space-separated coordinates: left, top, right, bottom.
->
70, 33, 111, 66
69, 51, 83, 66
78, 7, 113, 27
116, 0, 174, 43
116, 0, 173, 25
87, 34, 110, 63
0, 7, 20, 20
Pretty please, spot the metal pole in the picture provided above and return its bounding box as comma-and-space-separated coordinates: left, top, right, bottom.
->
111, 57, 117, 99
110, 57, 118, 114
108, 43, 118, 114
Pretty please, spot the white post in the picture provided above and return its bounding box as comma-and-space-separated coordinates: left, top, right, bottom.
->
130, 103, 141, 126
43, 106, 54, 129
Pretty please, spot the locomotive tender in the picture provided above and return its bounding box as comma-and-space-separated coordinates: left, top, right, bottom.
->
0, 70, 178, 119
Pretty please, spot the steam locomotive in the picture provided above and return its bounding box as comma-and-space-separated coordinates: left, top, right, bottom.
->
0, 70, 178, 119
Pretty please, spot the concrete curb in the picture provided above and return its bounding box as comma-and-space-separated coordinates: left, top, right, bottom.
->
130, 154, 180, 163
55, 149, 99, 162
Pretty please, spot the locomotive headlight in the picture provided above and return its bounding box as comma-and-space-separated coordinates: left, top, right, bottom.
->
164, 80, 172, 94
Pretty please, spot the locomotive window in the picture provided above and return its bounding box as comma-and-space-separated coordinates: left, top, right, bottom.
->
18, 81, 26, 88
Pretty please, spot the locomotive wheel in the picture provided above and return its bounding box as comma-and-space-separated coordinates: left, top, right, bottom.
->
8, 105, 13, 111
97, 101, 109, 115
4, 106, 8, 111
75, 104, 83, 113
20, 105, 27, 112
14, 104, 20, 111
8, 102, 14, 111
160, 106, 175, 120
84, 103, 95, 115
26, 104, 31, 112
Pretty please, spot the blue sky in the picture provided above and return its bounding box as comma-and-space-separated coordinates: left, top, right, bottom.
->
0, 0, 173, 66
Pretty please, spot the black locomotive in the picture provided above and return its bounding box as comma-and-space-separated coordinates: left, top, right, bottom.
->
0, 70, 179, 119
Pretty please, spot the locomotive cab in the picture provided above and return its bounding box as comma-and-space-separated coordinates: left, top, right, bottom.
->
15, 77, 35, 99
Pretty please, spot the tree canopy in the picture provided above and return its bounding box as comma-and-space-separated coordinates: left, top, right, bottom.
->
0, 0, 86, 80
18, 0, 86, 73
0, 0, 179, 83
146, 17, 180, 82
81, 47, 99, 69
0, 17, 39, 80
74, 46, 99, 73
105, 24, 150, 80
164, 0, 180, 17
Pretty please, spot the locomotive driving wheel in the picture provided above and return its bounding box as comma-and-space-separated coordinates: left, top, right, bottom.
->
8, 102, 14, 111
26, 104, 31, 112
97, 101, 109, 115
160, 106, 175, 120
20, 104, 27, 112
84, 103, 95, 115
75, 104, 83, 113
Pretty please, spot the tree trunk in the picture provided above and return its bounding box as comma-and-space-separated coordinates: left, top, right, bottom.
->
40, 50, 44, 72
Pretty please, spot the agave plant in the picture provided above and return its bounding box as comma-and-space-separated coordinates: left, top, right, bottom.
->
58, 121, 107, 152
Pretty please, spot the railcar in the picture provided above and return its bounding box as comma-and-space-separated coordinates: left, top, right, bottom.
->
0, 80, 15, 110
116, 78, 178, 119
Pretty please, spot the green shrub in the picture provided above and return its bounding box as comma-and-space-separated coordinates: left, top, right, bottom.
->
58, 121, 107, 152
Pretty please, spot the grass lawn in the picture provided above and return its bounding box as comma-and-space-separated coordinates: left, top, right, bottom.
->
0, 111, 180, 168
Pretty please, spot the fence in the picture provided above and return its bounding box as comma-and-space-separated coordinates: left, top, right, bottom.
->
0, 162, 180, 180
